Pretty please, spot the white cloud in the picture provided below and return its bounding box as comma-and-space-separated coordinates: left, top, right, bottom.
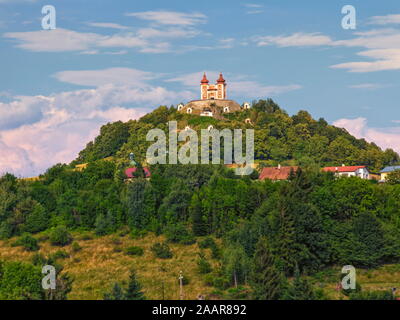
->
126, 10, 207, 26
0, 68, 195, 177
348, 83, 386, 89
87, 22, 129, 30
53, 68, 157, 87
254, 32, 333, 47
368, 14, 400, 25
333, 117, 400, 153
166, 71, 301, 98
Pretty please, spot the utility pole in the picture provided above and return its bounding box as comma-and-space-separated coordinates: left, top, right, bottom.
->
179, 270, 184, 300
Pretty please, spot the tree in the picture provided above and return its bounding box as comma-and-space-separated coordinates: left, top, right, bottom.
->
125, 269, 146, 300
24, 203, 48, 234
95, 213, 108, 236
386, 170, 400, 185
251, 237, 283, 300
282, 265, 316, 300
104, 283, 125, 300
49, 226, 72, 246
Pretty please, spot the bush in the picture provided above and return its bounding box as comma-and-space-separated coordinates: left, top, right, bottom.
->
50, 250, 70, 261
78, 233, 93, 241
49, 226, 72, 246
197, 252, 212, 274
130, 228, 147, 239
71, 241, 82, 253
151, 242, 173, 259
13, 233, 39, 252
125, 246, 144, 256
31, 253, 47, 266
165, 224, 195, 245
198, 237, 216, 249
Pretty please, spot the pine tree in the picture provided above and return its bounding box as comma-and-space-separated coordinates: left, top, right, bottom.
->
94, 212, 108, 236
104, 283, 125, 300
190, 193, 208, 236
251, 237, 283, 300
125, 269, 146, 300
282, 265, 315, 300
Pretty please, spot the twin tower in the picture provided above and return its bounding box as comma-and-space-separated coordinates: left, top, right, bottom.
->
200, 73, 227, 100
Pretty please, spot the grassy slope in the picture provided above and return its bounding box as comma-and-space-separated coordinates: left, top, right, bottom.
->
0, 232, 399, 300
0, 233, 219, 300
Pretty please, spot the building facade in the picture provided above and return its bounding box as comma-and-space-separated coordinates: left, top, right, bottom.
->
200, 73, 227, 100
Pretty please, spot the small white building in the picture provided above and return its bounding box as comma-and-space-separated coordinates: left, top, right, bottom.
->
322, 165, 370, 179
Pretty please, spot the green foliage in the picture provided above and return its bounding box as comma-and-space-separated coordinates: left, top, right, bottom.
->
251, 238, 284, 300
124, 246, 144, 256
197, 251, 212, 274
13, 233, 39, 252
49, 226, 72, 246
151, 242, 173, 259
0, 261, 43, 300
71, 241, 82, 252
165, 223, 195, 245
282, 266, 316, 300
104, 269, 146, 300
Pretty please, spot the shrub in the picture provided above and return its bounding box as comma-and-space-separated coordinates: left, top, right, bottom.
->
78, 233, 93, 241
49, 226, 72, 246
71, 241, 82, 252
130, 228, 147, 239
125, 246, 144, 256
13, 233, 39, 252
151, 242, 173, 259
50, 250, 70, 261
165, 224, 195, 245
31, 253, 47, 266
197, 252, 212, 274
198, 237, 216, 249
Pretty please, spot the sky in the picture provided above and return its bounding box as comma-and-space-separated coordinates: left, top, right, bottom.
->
0, 0, 400, 177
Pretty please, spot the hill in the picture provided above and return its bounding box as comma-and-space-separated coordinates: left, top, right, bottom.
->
75, 99, 399, 172
1, 99, 400, 300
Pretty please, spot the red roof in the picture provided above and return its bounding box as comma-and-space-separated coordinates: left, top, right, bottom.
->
217, 73, 226, 83
125, 167, 151, 179
322, 166, 366, 173
201, 73, 209, 84
259, 166, 299, 181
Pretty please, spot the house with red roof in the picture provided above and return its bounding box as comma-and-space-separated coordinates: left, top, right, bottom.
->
322, 165, 369, 179
259, 165, 299, 181
125, 167, 151, 180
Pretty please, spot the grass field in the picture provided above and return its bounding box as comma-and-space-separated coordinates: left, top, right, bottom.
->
0, 232, 399, 300
0, 232, 220, 300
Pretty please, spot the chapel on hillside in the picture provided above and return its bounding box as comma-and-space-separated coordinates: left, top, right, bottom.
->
177, 73, 250, 119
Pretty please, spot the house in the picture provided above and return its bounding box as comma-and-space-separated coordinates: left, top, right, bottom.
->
125, 167, 151, 180
322, 165, 369, 179
259, 165, 299, 181
380, 166, 400, 181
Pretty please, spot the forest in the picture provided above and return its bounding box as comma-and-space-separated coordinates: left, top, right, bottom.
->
1, 99, 399, 300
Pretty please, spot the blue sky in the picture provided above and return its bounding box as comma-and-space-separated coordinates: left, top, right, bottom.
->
1, 0, 400, 176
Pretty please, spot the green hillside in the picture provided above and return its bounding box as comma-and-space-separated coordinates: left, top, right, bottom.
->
75, 99, 399, 172
1, 99, 400, 300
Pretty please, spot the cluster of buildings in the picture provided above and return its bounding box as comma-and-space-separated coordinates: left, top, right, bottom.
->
259, 164, 400, 182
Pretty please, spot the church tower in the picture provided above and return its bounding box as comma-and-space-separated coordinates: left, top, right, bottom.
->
200, 73, 209, 100
216, 73, 226, 100
200, 72, 227, 100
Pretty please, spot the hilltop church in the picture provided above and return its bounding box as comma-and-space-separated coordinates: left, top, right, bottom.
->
177, 73, 250, 119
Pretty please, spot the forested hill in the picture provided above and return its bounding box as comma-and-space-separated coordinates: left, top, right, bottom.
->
74, 99, 399, 172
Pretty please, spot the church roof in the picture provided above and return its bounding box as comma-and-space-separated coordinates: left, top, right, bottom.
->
201, 73, 209, 84
217, 73, 226, 83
